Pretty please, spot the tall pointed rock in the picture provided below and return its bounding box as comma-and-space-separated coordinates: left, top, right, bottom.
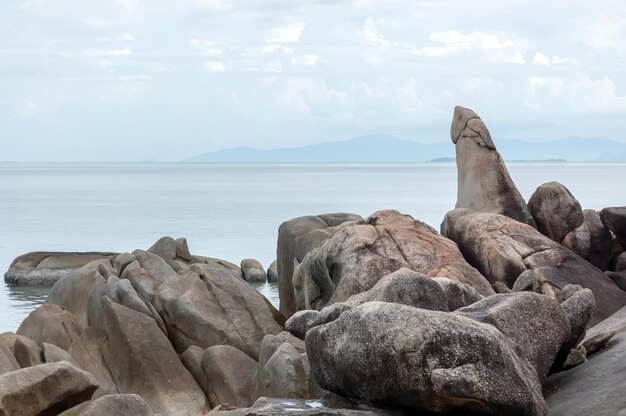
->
450, 106, 536, 227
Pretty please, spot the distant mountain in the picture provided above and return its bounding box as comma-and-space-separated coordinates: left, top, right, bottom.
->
185, 135, 626, 163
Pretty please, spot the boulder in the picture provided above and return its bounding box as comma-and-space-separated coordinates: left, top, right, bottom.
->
527, 182, 584, 243
0, 333, 18, 356
267, 260, 278, 283
4, 251, 117, 285
17, 304, 82, 350
583, 209, 612, 270
306, 302, 546, 415
100, 297, 209, 416
156, 265, 282, 359
240, 259, 266, 283
432, 277, 483, 310
545, 306, 626, 416
450, 106, 535, 227
46, 264, 107, 328
561, 222, 590, 260
14, 336, 43, 368
277, 213, 362, 318
286, 310, 321, 339
294, 210, 493, 313
559, 287, 595, 354
69, 327, 118, 398
582, 330, 616, 356
202, 345, 257, 408
179, 345, 209, 400
59, 394, 154, 416
614, 252, 626, 273
41, 342, 77, 366
253, 334, 310, 401
455, 292, 570, 381
441, 208, 626, 325
0, 342, 19, 375
148, 236, 177, 261
600, 206, 626, 246
0, 361, 98, 416
606, 271, 626, 291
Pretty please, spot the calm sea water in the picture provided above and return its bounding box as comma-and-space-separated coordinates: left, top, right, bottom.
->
2, 162, 625, 332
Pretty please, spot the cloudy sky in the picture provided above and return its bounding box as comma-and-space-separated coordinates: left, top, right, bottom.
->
2, 0, 626, 161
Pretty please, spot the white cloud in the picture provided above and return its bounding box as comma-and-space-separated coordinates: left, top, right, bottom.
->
266, 22, 306, 43
265, 61, 283, 72
582, 16, 626, 52
411, 30, 526, 64
190, 39, 222, 56
532, 52, 550, 65
363, 17, 389, 48
119, 33, 135, 41
85, 49, 132, 56
205, 61, 225, 72
291, 54, 320, 66
551, 55, 561, 64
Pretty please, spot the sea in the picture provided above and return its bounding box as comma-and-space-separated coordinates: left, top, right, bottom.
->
1, 162, 625, 333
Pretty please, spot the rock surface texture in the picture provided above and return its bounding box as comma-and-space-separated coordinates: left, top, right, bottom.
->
293, 210, 493, 312
442, 208, 626, 325
528, 181, 584, 243
451, 106, 536, 227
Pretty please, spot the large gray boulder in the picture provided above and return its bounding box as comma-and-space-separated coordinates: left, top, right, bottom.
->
4, 251, 117, 285
451, 106, 535, 227
306, 302, 546, 415
455, 292, 570, 381
600, 206, 626, 246
0, 342, 19, 375
201, 345, 257, 408
545, 306, 626, 416
13, 336, 42, 368
17, 304, 82, 350
155, 265, 282, 359
100, 297, 209, 416
583, 209, 613, 270
0, 361, 98, 416
69, 327, 118, 398
241, 259, 266, 283
59, 394, 154, 416
293, 210, 493, 312
267, 260, 278, 283
442, 208, 626, 325
528, 181, 584, 243
277, 213, 362, 318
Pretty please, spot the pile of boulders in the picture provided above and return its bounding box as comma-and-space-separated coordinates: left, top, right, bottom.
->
1, 106, 625, 415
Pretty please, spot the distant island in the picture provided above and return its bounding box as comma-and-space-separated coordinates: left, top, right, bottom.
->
185, 134, 626, 163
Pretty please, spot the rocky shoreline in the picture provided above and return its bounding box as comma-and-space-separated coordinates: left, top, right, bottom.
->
2, 106, 626, 415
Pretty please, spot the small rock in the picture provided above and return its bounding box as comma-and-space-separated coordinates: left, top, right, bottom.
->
286, 310, 321, 339
582, 330, 616, 356
528, 181, 584, 243
492, 282, 512, 293
241, 259, 266, 283
600, 206, 626, 246
266, 260, 278, 283
562, 346, 587, 370
14, 336, 42, 368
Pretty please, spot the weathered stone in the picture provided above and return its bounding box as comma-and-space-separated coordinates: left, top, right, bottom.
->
14, 336, 42, 368
442, 208, 626, 325
241, 259, 266, 283
583, 209, 613, 270
582, 330, 616, 356
267, 260, 278, 283
179, 345, 207, 398
69, 327, 118, 398
148, 236, 177, 261
175, 238, 193, 262
286, 310, 321, 339
600, 206, 626, 246
41, 342, 77, 366
528, 181, 584, 243
202, 345, 257, 408
253, 334, 310, 401
59, 394, 154, 416
46, 264, 107, 329
614, 252, 626, 272
545, 306, 626, 415
432, 277, 483, 310
294, 210, 493, 313
307, 302, 546, 415
560, 287, 595, 353
277, 213, 362, 318
17, 304, 82, 350
0, 361, 98, 416
605, 271, 626, 290
491, 281, 512, 293
561, 222, 590, 260
451, 106, 535, 227
4, 251, 117, 286
562, 346, 587, 370
512, 270, 540, 293
100, 297, 209, 416
455, 292, 570, 381
0, 341, 19, 375
156, 265, 282, 359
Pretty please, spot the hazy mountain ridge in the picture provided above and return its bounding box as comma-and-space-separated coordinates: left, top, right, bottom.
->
185, 135, 626, 163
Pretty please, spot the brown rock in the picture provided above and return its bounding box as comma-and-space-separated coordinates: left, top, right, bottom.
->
17, 304, 82, 350
528, 181, 584, 243
202, 345, 257, 408
59, 394, 154, 416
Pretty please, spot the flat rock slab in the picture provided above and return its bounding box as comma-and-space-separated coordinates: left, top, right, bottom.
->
5, 252, 118, 285
544, 306, 626, 416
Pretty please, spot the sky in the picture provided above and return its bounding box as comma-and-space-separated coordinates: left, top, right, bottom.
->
1, 0, 626, 161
